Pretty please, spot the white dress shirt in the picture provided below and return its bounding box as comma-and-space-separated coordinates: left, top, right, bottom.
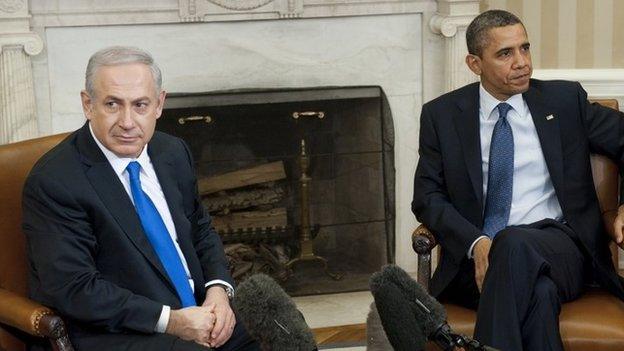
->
89, 125, 232, 332
468, 85, 563, 257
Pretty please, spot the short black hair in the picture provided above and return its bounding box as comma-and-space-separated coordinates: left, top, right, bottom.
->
466, 10, 523, 56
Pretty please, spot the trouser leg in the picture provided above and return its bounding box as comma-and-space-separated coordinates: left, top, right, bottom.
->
473, 220, 585, 351
521, 275, 563, 351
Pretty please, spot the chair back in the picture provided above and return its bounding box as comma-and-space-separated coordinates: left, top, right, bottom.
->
0, 133, 69, 351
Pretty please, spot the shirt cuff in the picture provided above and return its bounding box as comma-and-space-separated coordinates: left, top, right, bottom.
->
205, 279, 234, 291
467, 235, 489, 258
155, 305, 170, 333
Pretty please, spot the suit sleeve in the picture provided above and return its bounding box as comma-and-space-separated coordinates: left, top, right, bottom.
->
179, 140, 234, 288
575, 83, 624, 205
412, 103, 483, 265
23, 174, 163, 334
578, 84, 624, 166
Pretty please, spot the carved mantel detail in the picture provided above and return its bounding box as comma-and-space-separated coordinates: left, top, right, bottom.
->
0, 0, 42, 143
0, 32, 44, 56
0, 0, 24, 14
429, 14, 475, 38
428, 0, 479, 91
205, 0, 276, 11
180, 0, 302, 21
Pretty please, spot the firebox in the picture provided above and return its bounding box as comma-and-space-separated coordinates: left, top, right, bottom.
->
159, 86, 394, 296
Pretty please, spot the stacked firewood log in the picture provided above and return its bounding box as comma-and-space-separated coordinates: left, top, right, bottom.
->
200, 161, 292, 282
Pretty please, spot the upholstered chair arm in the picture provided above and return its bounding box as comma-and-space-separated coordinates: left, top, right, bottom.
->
0, 288, 74, 351
602, 209, 618, 239
412, 225, 437, 292
601, 208, 621, 269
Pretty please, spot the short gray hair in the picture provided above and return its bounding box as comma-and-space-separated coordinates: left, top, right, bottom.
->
85, 46, 162, 97
466, 10, 523, 56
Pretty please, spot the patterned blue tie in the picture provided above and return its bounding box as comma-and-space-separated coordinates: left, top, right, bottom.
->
482, 103, 514, 238
126, 161, 196, 307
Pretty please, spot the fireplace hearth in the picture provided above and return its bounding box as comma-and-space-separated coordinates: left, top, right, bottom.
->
159, 86, 394, 295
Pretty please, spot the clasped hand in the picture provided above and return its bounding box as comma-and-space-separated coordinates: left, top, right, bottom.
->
166, 286, 236, 348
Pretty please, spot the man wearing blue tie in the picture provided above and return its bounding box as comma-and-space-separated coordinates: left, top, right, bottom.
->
23, 46, 259, 351
412, 9, 624, 351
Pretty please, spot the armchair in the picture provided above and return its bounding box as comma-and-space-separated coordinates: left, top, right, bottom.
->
412, 99, 624, 351
0, 133, 73, 351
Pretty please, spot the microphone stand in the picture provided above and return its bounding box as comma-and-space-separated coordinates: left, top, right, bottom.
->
412, 297, 499, 351
430, 323, 498, 351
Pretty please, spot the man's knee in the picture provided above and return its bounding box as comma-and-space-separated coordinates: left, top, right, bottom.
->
488, 228, 549, 277
490, 228, 533, 258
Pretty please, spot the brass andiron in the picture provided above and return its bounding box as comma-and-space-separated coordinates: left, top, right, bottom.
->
285, 139, 342, 280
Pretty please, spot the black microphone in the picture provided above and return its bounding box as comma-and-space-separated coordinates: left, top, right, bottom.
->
233, 274, 317, 351
370, 265, 500, 351
369, 270, 428, 350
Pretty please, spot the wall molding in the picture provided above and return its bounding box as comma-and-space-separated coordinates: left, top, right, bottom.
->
29, 0, 436, 28
533, 69, 624, 101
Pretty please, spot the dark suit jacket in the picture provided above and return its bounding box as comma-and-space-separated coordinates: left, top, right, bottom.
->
412, 79, 624, 299
23, 123, 232, 349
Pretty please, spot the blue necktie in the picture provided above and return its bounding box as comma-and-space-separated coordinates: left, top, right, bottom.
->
482, 103, 514, 238
126, 161, 196, 307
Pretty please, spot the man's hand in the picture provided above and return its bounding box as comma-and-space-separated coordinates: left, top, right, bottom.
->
473, 238, 492, 292
612, 205, 624, 249
202, 286, 236, 348
166, 305, 216, 346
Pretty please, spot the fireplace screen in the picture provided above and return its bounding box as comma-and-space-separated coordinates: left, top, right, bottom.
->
159, 86, 394, 296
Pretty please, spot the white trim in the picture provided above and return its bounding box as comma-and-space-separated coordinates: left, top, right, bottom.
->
533, 69, 624, 100
28, 0, 437, 28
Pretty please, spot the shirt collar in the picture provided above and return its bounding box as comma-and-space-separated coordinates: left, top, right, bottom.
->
479, 84, 526, 120
88, 123, 151, 177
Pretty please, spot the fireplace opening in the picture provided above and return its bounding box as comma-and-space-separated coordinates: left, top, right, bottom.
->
159, 86, 395, 296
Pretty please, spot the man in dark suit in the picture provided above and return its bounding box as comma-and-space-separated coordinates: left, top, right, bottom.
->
412, 10, 624, 351
23, 46, 259, 350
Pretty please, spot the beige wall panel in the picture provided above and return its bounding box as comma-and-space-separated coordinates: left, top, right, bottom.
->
486, 0, 508, 10
594, 0, 613, 67
523, 0, 542, 68
480, 0, 622, 68
614, 0, 624, 67
558, 0, 577, 67
506, 0, 523, 18
540, 0, 558, 68
576, 0, 594, 67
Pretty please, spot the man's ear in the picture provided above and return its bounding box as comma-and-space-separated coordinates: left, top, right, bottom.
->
80, 90, 93, 120
155, 90, 167, 120
465, 54, 482, 76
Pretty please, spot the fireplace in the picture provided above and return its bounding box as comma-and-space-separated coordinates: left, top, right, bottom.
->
159, 86, 395, 295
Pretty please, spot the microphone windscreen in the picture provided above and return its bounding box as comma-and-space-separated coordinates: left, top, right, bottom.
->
233, 274, 317, 351
370, 270, 427, 350
380, 265, 447, 336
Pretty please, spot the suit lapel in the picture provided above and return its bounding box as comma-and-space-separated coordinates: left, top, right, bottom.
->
523, 86, 565, 205
454, 84, 484, 212
75, 124, 175, 290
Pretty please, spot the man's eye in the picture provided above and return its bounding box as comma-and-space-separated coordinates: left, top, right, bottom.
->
106, 101, 117, 107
